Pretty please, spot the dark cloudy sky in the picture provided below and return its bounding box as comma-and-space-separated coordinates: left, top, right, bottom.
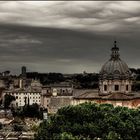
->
0, 1, 140, 74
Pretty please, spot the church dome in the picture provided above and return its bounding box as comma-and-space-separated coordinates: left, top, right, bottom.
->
100, 41, 132, 80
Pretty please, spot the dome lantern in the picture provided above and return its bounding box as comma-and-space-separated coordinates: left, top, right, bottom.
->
111, 41, 120, 60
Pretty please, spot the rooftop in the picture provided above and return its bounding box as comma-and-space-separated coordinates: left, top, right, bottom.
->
74, 90, 140, 100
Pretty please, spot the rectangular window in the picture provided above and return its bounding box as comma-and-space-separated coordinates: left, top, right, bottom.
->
126, 85, 129, 91
115, 85, 119, 91
104, 85, 107, 91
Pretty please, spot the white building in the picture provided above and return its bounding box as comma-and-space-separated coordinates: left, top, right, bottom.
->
3, 88, 41, 107
2, 79, 42, 107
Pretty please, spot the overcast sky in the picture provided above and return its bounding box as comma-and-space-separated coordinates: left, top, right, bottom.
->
0, 1, 140, 74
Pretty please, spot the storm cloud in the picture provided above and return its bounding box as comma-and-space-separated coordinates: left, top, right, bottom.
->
0, 1, 140, 74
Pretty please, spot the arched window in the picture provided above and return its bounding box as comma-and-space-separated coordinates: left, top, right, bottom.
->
114, 70, 120, 74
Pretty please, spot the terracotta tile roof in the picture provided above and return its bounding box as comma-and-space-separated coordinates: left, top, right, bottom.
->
74, 90, 140, 101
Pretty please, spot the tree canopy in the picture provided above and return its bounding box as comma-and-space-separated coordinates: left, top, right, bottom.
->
35, 103, 140, 140
12, 103, 43, 119
3, 94, 15, 109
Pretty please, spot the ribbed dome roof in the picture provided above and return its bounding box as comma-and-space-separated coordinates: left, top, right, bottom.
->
100, 41, 132, 80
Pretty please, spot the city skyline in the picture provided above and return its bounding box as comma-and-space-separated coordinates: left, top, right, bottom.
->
0, 1, 140, 74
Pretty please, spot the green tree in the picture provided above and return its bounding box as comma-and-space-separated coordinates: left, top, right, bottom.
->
3, 94, 15, 109
106, 131, 121, 140
35, 103, 140, 140
55, 132, 85, 140
12, 103, 43, 119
